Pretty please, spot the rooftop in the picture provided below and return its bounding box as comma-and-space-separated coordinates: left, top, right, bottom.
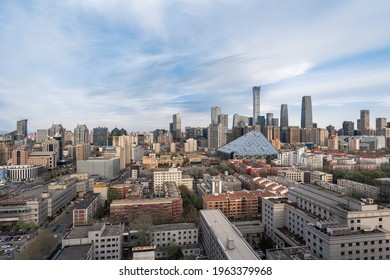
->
55, 245, 92, 260
151, 223, 197, 232
74, 193, 100, 210
200, 209, 259, 260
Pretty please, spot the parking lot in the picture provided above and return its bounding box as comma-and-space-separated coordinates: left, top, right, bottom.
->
0, 234, 31, 260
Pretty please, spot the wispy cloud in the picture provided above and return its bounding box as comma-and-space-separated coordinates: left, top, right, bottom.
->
0, 0, 389, 132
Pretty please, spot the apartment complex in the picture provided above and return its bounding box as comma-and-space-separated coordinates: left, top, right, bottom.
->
203, 191, 259, 220
262, 183, 390, 259
110, 182, 183, 223
152, 167, 182, 193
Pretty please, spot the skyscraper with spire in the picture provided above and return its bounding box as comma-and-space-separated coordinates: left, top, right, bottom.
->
301, 96, 313, 128
253, 86, 260, 126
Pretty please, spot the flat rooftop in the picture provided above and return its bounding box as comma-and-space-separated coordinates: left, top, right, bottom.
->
56, 245, 92, 260
75, 193, 100, 209
151, 223, 197, 232
200, 209, 259, 260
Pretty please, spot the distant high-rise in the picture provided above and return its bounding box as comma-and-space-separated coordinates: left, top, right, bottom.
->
342, 121, 354, 136
280, 104, 289, 128
376, 117, 387, 131
232, 114, 249, 128
93, 127, 109, 146
17, 119, 28, 138
253, 86, 261, 125
36, 129, 49, 144
266, 113, 273, 126
173, 113, 182, 140
211, 107, 221, 125
360, 110, 370, 131
272, 118, 279, 127
218, 114, 229, 130
301, 96, 313, 128
74, 124, 89, 145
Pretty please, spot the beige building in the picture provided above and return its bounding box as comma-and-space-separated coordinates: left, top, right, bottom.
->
29, 151, 57, 169
337, 179, 380, 200
310, 171, 333, 183
277, 170, 304, 183
153, 167, 182, 193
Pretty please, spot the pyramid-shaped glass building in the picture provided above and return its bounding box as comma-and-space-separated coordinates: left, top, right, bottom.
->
217, 130, 278, 160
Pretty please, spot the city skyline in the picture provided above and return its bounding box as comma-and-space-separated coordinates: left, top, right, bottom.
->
1, 1, 390, 132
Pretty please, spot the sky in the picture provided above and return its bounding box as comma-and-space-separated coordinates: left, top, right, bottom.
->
0, 0, 390, 133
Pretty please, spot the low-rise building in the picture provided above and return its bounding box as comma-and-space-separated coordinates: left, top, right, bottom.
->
62, 223, 124, 260
310, 171, 333, 183
199, 209, 259, 260
73, 193, 102, 225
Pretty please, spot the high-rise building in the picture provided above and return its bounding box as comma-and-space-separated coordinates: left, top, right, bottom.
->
280, 104, 289, 128
208, 124, 226, 151
266, 113, 273, 126
360, 109, 370, 131
36, 129, 48, 144
253, 86, 260, 125
342, 121, 354, 136
93, 127, 109, 147
17, 119, 28, 138
376, 117, 387, 131
301, 96, 313, 128
272, 118, 279, 127
74, 124, 89, 145
218, 114, 229, 130
172, 113, 181, 140
232, 114, 249, 128
211, 106, 221, 125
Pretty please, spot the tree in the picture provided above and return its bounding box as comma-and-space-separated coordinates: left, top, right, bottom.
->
108, 188, 120, 204
132, 214, 153, 246
19, 229, 57, 260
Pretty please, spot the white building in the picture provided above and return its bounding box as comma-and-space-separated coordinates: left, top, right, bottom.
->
153, 167, 182, 193
62, 223, 124, 260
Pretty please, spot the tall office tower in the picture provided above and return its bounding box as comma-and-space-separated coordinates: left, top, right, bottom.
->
342, 121, 355, 136
211, 106, 221, 125
173, 113, 181, 140
36, 129, 49, 144
376, 118, 387, 130
218, 114, 229, 130
48, 124, 65, 140
208, 124, 226, 151
280, 104, 289, 128
360, 110, 370, 131
232, 114, 249, 128
301, 96, 313, 128
272, 118, 279, 127
266, 113, 274, 126
280, 104, 289, 143
259, 116, 266, 127
253, 86, 261, 125
93, 127, 109, 146
74, 124, 89, 145
17, 119, 28, 138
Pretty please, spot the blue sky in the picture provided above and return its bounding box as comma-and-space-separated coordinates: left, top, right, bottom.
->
0, 0, 390, 133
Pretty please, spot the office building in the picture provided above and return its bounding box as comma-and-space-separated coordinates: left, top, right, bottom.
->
301, 96, 313, 128
74, 124, 89, 144
0, 165, 43, 182
36, 129, 49, 144
232, 114, 249, 128
17, 119, 28, 138
62, 223, 124, 260
280, 104, 289, 128
172, 113, 182, 140
253, 86, 261, 126
272, 118, 279, 127
199, 209, 259, 260
211, 106, 221, 125
342, 121, 354, 136
93, 127, 109, 146
360, 110, 370, 132
77, 157, 120, 179
266, 113, 273, 126
218, 114, 229, 130
208, 123, 226, 151
152, 167, 182, 193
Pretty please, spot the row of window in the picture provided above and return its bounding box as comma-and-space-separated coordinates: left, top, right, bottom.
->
340, 240, 390, 247
152, 230, 196, 236
341, 247, 390, 255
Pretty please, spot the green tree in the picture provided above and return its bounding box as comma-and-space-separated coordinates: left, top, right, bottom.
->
108, 188, 120, 204
19, 229, 57, 260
